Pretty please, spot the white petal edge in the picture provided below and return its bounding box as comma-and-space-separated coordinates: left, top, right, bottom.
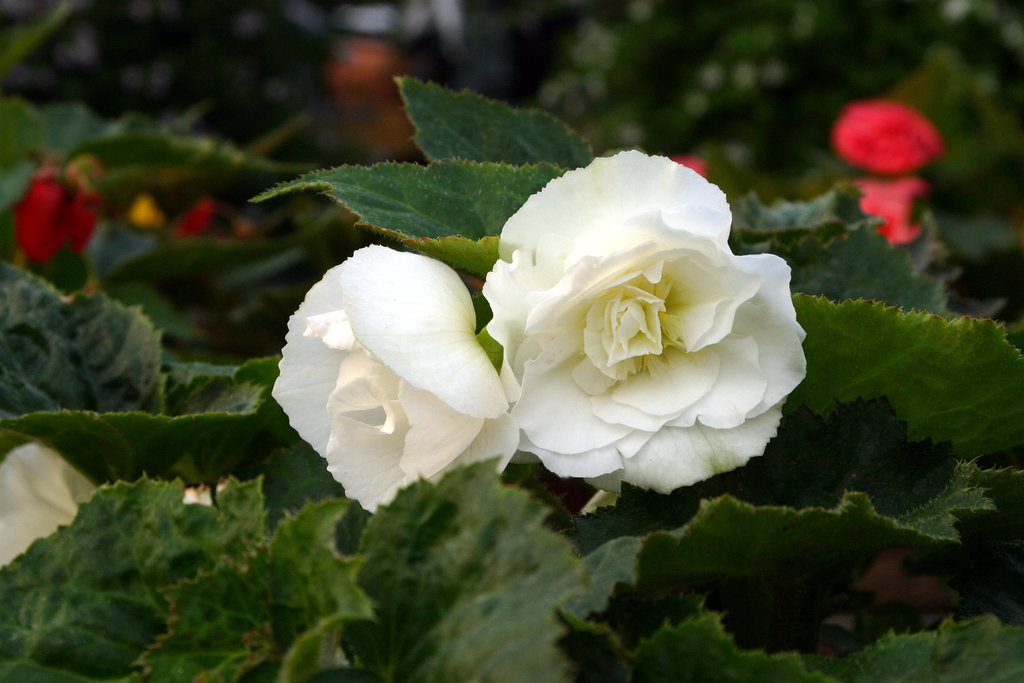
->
499, 150, 730, 261
0, 443, 96, 566
273, 264, 349, 457
339, 246, 507, 419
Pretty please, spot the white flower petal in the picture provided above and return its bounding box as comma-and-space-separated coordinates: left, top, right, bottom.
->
273, 264, 350, 456
0, 443, 95, 566
339, 246, 506, 419
512, 352, 632, 457
684, 336, 768, 430
619, 406, 784, 493
451, 412, 520, 471
400, 381, 485, 479
500, 150, 730, 261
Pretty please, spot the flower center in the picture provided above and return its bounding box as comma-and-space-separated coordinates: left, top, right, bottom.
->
582, 273, 686, 381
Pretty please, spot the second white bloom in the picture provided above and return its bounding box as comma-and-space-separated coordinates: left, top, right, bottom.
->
274, 246, 518, 511
483, 151, 807, 492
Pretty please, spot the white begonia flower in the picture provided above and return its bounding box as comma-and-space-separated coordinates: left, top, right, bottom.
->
0, 442, 96, 566
273, 245, 518, 511
483, 151, 806, 492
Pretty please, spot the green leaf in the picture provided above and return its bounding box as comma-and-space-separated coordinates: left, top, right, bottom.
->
69, 131, 288, 174
0, 159, 34, 213
102, 235, 307, 285
140, 500, 372, 682
0, 263, 163, 418
738, 401, 958, 525
246, 443, 348, 532
0, 478, 265, 681
788, 227, 947, 314
564, 536, 644, 618
935, 211, 1019, 261
634, 612, 833, 683
0, 359, 285, 483
633, 486, 982, 592
805, 617, 1024, 681
950, 541, 1024, 627
254, 160, 563, 245
959, 467, 1024, 542
142, 559, 275, 682
272, 500, 374, 681
0, 2, 70, 81
406, 234, 500, 277
734, 189, 946, 313
732, 187, 871, 236
345, 463, 585, 683
398, 77, 592, 168
40, 102, 126, 154
0, 98, 44, 168
105, 283, 204, 341
571, 486, 700, 556
791, 295, 1024, 457
558, 615, 631, 683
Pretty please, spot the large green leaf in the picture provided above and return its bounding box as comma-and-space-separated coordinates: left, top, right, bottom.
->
0, 263, 163, 418
0, 358, 287, 484
246, 442, 348, 532
272, 500, 374, 681
0, 98, 44, 168
344, 463, 585, 683
634, 612, 833, 683
142, 559, 274, 682
69, 131, 287, 174
255, 160, 563, 244
950, 541, 1024, 627
633, 483, 984, 592
734, 188, 946, 313
398, 77, 592, 168
0, 159, 34, 213
805, 617, 1024, 681
788, 227, 947, 313
0, 2, 70, 81
0, 478, 265, 681
732, 187, 872, 236
737, 401, 957, 524
564, 536, 644, 618
141, 500, 373, 682
792, 296, 1024, 457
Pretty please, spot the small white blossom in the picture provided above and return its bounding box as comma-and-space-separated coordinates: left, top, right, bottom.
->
274, 246, 517, 511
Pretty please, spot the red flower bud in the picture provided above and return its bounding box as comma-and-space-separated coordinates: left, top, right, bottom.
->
14, 174, 99, 262
63, 190, 99, 253
175, 197, 216, 237
855, 177, 930, 245
832, 100, 944, 175
15, 176, 67, 263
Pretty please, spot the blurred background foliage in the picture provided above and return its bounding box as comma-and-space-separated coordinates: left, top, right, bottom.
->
1, 0, 1023, 353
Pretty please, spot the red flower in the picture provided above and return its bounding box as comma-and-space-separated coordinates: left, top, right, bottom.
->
856, 177, 930, 245
831, 100, 943, 175
175, 197, 216, 237
14, 174, 98, 262
670, 154, 708, 178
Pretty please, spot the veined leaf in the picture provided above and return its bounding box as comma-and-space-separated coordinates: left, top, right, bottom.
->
792, 296, 1024, 457
0, 478, 265, 681
255, 160, 562, 243
345, 463, 585, 683
398, 77, 592, 168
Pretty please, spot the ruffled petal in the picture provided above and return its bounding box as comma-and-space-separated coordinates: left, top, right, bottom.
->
500, 151, 730, 260
273, 264, 350, 456
340, 246, 507, 419
400, 381, 485, 479
619, 406, 784, 493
